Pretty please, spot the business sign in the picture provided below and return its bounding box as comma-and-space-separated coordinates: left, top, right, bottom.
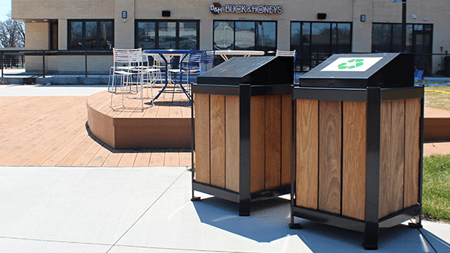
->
210, 3, 283, 15
321, 57, 383, 72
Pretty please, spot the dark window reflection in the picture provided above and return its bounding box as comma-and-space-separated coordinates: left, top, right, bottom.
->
70, 21, 82, 49
68, 20, 113, 50
256, 22, 276, 51
85, 22, 97, 49
99, 22, 113, 49
159, 22, 176, 49
179, 22, 198, 49
137, 22, 156, 49
371, 23, 433, 74
291, 21, 351, 71
136, 20, 199, 50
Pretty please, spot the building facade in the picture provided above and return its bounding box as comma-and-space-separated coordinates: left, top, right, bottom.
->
12, 0, 450, 74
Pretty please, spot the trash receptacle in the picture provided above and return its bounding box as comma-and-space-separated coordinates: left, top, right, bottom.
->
191, 56, 294, 216
289, 53, 424, 249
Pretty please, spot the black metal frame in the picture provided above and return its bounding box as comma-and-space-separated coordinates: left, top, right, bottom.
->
0, 50, 112, 78
67, 19, 115, 51
191, 83, 292, 216
135, 19, 200, 50
212, 20, 278, 52
289, 86, 424, 250
289, 21, 353, 72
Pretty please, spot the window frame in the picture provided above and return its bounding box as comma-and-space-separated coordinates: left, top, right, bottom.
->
135, 19, 200, 50
67, 19, 114, 50
213, 20, 278, 52
290, 21, 353, 72
371, 22, 433, 53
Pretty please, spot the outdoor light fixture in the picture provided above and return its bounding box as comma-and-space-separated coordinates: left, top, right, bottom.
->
360, 14, 366, 22
412, 14, 417, 19
162, 10, 171, 17
317, 13, 327, 20
122, 11, 127, 19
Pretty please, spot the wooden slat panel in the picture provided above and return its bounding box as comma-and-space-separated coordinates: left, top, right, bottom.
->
318, 100, 342, 215
379, 101, 392, 219
225, 96, 240, 192
342, 101, 367, 220
210, 95, 226, 188
296, 99, 319, 209
404, 98, 421, 207
281, 94, 292, 186
250, 96, 265, 193
265, 95, 282, 189
194, 94, 210, 184
390, 100, 405, 214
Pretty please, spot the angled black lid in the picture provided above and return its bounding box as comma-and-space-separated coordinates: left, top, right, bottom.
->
299, 53, 414, 88
197, 56, 293, 85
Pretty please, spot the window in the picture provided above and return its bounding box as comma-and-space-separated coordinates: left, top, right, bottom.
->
68, 20, 114, 50
136, 20, 199, 50
213, 20, 277, 52
291, 22, 352, 71
372, 23, 433, 74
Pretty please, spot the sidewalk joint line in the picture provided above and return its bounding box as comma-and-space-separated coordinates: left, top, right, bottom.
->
0, 236, 113, 247
106, 169, 187, 252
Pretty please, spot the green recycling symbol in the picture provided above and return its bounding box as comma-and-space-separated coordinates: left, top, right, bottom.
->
338, 59, 364, 69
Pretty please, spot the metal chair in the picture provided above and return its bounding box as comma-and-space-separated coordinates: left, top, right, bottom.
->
110, 48, 151, 111
414, 69, 424, 86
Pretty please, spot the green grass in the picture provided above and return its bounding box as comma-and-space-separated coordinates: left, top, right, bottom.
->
425, 86, 450, 111
422, 154, 450, 223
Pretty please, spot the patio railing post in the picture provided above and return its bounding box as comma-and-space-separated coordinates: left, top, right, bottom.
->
85, 49, 88, 77
1, 51, 3, 78
42, 50, 46, 78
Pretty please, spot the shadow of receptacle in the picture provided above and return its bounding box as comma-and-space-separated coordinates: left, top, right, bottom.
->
193, 196, 449, 252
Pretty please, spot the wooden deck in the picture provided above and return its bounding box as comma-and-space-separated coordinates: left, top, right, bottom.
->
0, 93, 192, 167
87, 87, 191, 149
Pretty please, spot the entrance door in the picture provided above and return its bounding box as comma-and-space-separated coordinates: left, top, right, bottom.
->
412, 25, 432, 75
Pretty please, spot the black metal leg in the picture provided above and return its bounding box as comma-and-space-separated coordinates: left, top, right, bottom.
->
289, 99, 301, 230
239, 199, 251, 216
363, 222, 379, 250
191, 196, 201, 201
408, 215, 423, 228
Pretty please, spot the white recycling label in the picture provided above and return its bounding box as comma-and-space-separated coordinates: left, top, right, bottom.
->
321, 57, 383, 72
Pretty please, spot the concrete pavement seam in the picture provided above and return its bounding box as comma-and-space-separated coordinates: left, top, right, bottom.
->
106, 169, 187, 253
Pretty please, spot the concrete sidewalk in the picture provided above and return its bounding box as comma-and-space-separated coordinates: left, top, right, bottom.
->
0, 167, 449, 253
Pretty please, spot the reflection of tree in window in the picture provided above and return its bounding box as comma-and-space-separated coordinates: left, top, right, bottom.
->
179, 22, 197, 49
70, 22, 82, 49
137, 22, 156, 49
159, 22, 176, 49
372, 24, 391, 52
100, 22, 113, 49
256, 22, 276, 51
85, 22, 97, 49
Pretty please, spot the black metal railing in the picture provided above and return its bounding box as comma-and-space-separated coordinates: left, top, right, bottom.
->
1, 50, 449, 78
0, 49, 112, 78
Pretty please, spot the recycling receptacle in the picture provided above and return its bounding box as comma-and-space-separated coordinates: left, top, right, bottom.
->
191, 56, 294, 216
290, 53, 424, 249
